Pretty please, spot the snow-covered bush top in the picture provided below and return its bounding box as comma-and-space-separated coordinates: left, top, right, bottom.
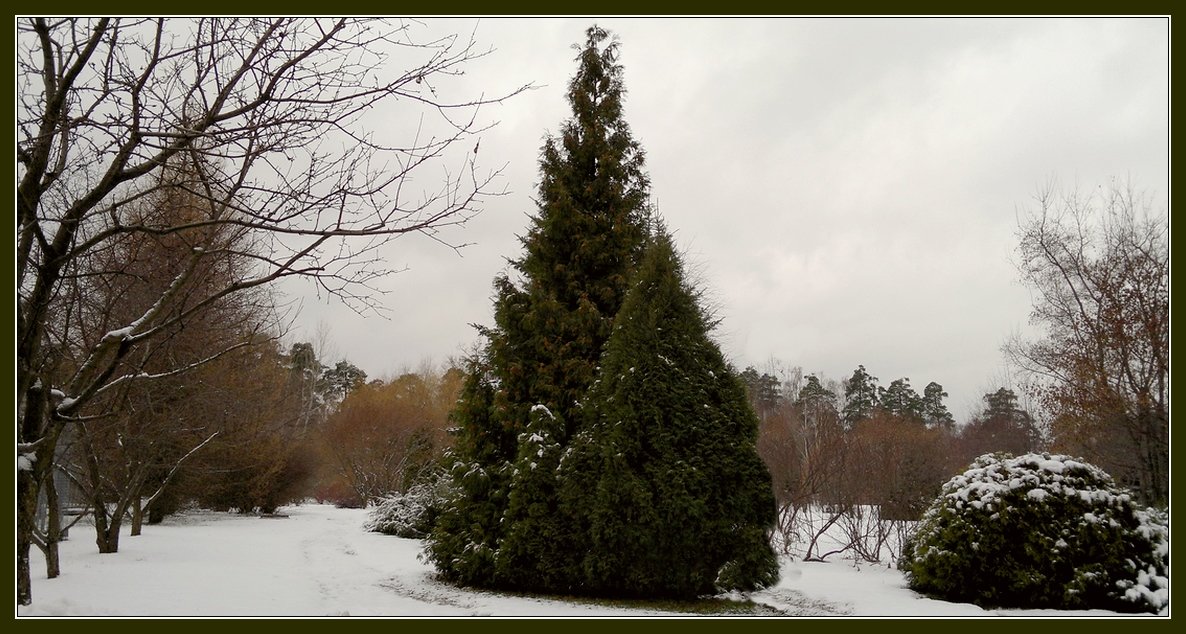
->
936, 453, 1131, 515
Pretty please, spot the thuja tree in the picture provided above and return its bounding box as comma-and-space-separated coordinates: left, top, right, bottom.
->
557, 229, 780, 598
426, 25, 651, 587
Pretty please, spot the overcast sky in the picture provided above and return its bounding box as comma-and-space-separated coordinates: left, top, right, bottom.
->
284, 16, 1169, 422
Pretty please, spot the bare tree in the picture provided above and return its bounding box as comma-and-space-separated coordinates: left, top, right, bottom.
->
753, 368, 850, 557
844, 413, 956, 520
51, 152, 258, 554
72, 414, 219, 554
1005, 178, 1168, 506
16, 17, 529, 604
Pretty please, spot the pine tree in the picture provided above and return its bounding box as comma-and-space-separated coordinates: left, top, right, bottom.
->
842, 365, 880, 427
879, 377, 924, 421
921, 381, 955, 430
426, 25, 651, 587
740, 367, 783, 422
796, 374, 836, 408
557, 229, 780, 598
796, 374, 840, 429
958, 387, 1042, 459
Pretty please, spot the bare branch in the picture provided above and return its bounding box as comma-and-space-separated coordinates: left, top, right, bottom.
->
16, 17, 529, 604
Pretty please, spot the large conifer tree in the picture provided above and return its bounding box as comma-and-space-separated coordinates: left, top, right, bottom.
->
426, 25, 651, 588
557, 228, 780, 598
429, 26, 778, 599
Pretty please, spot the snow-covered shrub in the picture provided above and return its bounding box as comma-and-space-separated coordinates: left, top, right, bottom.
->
364, 474, 449, 538
899, 453, 1168, 613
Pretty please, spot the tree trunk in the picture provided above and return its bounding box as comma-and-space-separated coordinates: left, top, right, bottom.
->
42, 468, 62, 578
79, 423, 137, 554
44, 537, 61, 581
94, 505, 123, 554
94, 490, 142, 553
17, 389, 60, 605
1144, 407, 1169, 507
130, 496, 143, 536
100, 522, 122, 554
91, 499, 113, 553
88, 484, 127, 554
17, 469, 37, 605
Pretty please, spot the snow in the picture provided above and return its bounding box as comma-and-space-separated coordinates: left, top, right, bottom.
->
1026, 489, 1049, 502
17, 503, 1162, 618
943, 453, 1120, 509
1037, 458, 1067, 474
104, 326, 135, 340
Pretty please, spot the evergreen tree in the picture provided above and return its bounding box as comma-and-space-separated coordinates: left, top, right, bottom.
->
321, 361, 368, 407
492, 403, 575, 590
286, 342, 330, 429
921, 381, 955, 430
879, 377, 924, 421
983, 387, 1026, 421
426, 359, 506, 586
485, 22, 651, 447
740, 366, 783, 422
426, 25, 651, 587
557, 229, 780, 598
842, 365, 880, 427
959, 388, 1043, 459
796, 374, 836, 408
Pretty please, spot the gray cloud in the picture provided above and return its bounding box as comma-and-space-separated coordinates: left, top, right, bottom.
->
287, 17, 1168, 422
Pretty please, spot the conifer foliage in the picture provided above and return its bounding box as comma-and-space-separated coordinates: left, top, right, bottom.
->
426, 26, 779, 598
559, 229, 780, 598
426, 24, 651, 589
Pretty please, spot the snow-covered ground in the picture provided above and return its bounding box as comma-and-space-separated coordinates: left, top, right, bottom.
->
16, 503, 1159, 618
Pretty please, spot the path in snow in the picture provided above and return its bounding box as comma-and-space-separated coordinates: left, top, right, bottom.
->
21, 504, 798, 617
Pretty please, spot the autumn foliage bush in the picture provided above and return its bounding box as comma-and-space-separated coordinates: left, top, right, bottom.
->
313, 368, 460, 506
194, 439, 318, 514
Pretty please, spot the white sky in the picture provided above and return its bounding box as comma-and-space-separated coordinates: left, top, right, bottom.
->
284, 16, 1170, 423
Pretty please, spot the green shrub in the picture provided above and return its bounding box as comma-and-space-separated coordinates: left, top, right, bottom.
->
899, 453, 1167, 613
